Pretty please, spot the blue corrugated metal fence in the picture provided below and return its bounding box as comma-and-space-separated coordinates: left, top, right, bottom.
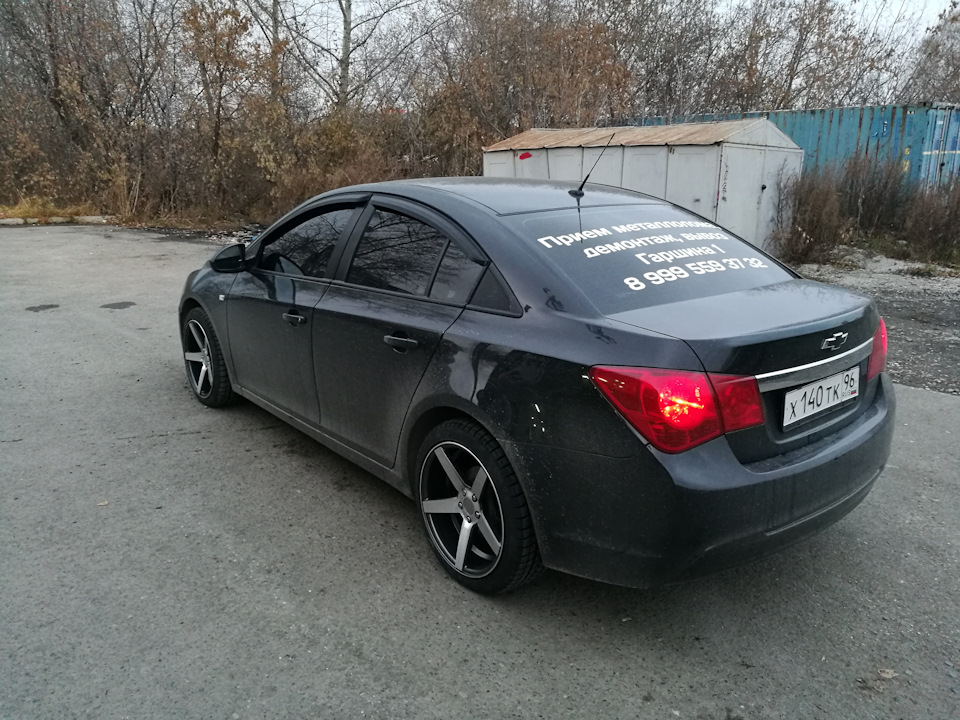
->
628, 104, 960, 186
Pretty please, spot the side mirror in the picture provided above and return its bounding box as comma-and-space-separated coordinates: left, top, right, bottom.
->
210, 243, 246, 273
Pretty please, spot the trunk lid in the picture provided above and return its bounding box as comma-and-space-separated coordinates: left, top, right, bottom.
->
608, 279, 881, 462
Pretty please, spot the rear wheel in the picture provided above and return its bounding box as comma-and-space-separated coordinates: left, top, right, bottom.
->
182, 307, 233, 407
416, 419, 542, 593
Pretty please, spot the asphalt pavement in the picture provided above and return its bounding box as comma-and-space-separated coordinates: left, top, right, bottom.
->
1, 226, 958, 719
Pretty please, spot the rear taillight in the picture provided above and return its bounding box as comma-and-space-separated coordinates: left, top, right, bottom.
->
590, 366, 764, 453
709, 374, 765, 432
866, 318, 887, 381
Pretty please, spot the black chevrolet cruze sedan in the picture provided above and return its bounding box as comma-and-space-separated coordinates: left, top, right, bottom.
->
179, 177, 895, 593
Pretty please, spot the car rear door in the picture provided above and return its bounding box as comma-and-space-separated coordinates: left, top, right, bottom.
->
313, 196, 487, 466
226, 202, 364, 423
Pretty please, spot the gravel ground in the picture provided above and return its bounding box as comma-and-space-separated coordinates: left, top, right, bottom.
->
798, 255, 960, 396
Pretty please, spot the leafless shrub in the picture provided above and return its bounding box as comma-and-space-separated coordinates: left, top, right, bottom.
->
902, 184, 960, 264
776, 156, 960, 266
0, 0, 935, 228
840, 157, 909, 234
773, 166, 850, 263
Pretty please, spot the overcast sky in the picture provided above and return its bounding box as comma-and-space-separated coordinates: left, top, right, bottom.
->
915, 0, 949, 29
884, 0, 948, 32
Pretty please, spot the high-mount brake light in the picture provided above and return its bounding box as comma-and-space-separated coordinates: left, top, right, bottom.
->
590, 366, 764, 453
866, 318, 888, 381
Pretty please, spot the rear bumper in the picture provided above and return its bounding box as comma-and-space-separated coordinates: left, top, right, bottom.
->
507, 374, 896, 588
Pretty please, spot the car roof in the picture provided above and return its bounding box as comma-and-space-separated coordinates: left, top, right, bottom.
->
338, 177, 662, 216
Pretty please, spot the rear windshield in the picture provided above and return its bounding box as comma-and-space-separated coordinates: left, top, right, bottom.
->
504, 205, 793, 314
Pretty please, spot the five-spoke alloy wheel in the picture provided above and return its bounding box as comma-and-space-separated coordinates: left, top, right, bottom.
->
417, 419, 541, 593
182, 307, 233, 407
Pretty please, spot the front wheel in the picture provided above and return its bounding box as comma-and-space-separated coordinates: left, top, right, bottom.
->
181, 306, 233, 407
416, 419, 542, 593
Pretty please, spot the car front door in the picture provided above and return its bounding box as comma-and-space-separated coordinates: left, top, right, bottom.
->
227, 203, 362, 424
314, 198, 486, 466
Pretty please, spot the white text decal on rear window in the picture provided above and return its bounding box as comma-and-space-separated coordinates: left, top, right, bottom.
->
513, 208, 793, 313
535, 219, 718, 249
536, 227, 613, 247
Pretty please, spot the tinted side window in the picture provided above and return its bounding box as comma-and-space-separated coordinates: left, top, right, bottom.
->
260, 208, 355, 278
345, 209, 447, 295
470, 266, 521, 315
429, 242, 485, 303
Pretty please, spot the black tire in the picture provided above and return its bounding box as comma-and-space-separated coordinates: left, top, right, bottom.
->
181, 306, 234, 408
416, 419, 542, 593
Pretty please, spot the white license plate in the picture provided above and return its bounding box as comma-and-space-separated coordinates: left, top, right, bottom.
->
783, 367, 860, 427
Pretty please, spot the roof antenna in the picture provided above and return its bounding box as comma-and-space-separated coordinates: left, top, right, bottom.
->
569, 132, 616, 199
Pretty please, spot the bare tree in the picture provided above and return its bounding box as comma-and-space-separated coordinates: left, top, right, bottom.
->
0, 0, 185, 208
708, 0, 918, 112
0, 0, 941, 219
278, 0, 433, 110
900, 3, 960, 102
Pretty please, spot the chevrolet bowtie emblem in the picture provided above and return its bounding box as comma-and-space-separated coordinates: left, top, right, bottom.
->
821, 331, 849, 351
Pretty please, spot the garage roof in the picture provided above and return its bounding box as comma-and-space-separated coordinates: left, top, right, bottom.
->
483, 119, 798, 151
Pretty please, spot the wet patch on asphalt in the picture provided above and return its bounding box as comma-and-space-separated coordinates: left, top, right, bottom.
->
100, 301, 136, 310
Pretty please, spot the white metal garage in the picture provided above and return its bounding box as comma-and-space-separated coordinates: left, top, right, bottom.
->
482, 119, 803, 250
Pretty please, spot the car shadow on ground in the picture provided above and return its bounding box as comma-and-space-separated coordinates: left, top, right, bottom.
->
222, 396, 874, 629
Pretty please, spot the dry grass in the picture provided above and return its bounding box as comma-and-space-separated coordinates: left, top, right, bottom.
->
899, 263, 960, 278
776, 160, 960, 266
839, 157, 909, 234
128, 210, 256, 232
901, 186, 960, 265
773, 166, 850, 263
0, 196, 98, 220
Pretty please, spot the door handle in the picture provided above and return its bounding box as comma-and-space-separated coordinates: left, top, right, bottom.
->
383, 334, 420, 351
282, 311, 306, 326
